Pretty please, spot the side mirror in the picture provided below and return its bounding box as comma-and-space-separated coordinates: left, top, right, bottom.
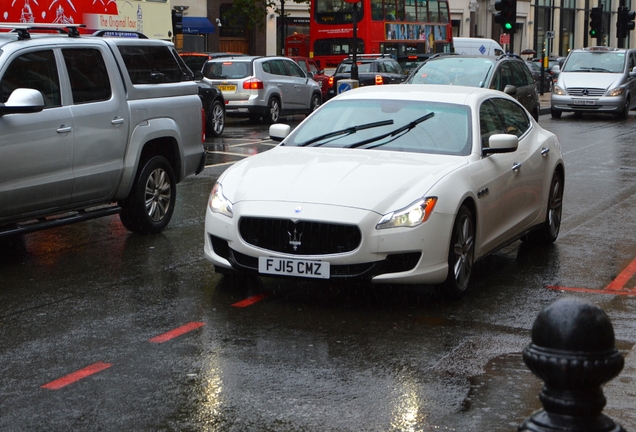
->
307, 71, 314, 79
503, 84, 517, 96
269, 123, 291, 142
551, 65, 561, 74
0, 88, 45, 116
482, 134, 518, 155
194, 70, 204, 80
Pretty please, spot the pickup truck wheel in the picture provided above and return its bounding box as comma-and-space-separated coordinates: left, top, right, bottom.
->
119, 155, 176, 234
207, 100, 225, 138
264, 97, 280, 124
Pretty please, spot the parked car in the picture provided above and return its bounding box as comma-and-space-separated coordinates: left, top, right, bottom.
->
290, 56, 329, 100
180, 52, 245, 73
0, 23, 205, 237
192, 76, 226, 138
204, 85, 564, 299
327, 54, 406, 99
202, 56, 322, 124
526, 60, 553, 93
551, 46, 636, 119
405, 54, 541, 120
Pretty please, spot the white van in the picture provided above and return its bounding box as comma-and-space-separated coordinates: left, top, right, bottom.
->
453, 37, 505, 56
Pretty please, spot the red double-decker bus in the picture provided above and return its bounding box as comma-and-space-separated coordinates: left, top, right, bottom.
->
310, 0, 453, 69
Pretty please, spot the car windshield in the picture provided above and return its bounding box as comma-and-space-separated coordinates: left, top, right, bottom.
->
203, 61, 251, 79
337, 62, 374, 73
283, 99, 472, 156
409, 57, 495, 87
563, 51, 626, 73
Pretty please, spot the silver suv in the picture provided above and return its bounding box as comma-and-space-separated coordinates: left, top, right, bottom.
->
202, 56, 322, 123
551, 47, 636, 119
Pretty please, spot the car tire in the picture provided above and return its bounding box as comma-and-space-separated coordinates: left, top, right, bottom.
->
264, 97, 280, 124
207, 100, 225, 138
442, 205, 475, 300
119, 155, 176, 234
618, 96, 630, 120
308, 93, 321, 116
525, 170, 563, 245
551, 108, 562, 119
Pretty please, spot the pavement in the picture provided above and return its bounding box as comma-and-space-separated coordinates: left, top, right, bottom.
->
539, 91, 551, 115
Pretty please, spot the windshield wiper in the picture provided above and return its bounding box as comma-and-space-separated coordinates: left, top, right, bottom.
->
296, 120, 394, 147
577, 67, 610, 72
345, 112, 435, 149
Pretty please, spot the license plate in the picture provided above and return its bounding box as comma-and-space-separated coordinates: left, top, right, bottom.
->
573, 99, 595, 105
218, 85, 236, 92
258, 257, 330, 279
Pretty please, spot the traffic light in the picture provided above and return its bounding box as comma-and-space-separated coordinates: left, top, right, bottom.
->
171, 9, 183, 35
494, 0, 517, 34
617, 6, 636, 39
589, 6, 603, 38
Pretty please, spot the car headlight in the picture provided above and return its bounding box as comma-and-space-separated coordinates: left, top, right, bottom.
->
208, 182, 233, 218
376, 197, 438, 230
606, 87, 625, 97
553, 85, 565, 95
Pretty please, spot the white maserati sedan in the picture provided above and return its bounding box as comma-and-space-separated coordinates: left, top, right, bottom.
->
204, 85, 564, 299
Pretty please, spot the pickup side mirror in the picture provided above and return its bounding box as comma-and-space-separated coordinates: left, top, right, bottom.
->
194, 70, 204, 80
0, 88, 45, 116
482, 134, 518, 155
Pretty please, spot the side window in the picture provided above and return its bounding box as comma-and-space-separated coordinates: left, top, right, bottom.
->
62, 48, 112, 104
629, 53, 636, 72
479, 99, 506, 147
261, 61, 271, 74
491, 63, 514, 90
509, 62, 531, 88
268, 60, 287, 76
118, 45, 184, 84
285, 60, 305, 77
384, 61, 397, 74
493, 98, 530, 138
297, 60, 308, 72
309, 62, 318, 73
0, 49, 61, 107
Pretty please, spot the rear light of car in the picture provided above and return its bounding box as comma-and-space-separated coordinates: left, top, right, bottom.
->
328, 76, 334, 88
201, 108, 206, 142
243, 78, 264, 90
375, 75, 384, 85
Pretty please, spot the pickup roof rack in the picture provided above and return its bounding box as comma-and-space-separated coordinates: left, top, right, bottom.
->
0, 22, 86, 40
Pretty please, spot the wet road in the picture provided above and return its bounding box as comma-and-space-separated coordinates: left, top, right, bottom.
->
1, 113, 635, 431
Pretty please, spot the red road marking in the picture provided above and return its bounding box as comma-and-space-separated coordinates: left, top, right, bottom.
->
150, 321, 206, 343
548, 256, 636, 296
42, 362, 112, 390
231, 292, 271, 308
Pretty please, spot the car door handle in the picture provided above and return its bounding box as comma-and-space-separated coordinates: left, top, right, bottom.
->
111, 117, 125, 125
512, 162, 522, 172
57, 125, 72, 134
541, 147, 550, 156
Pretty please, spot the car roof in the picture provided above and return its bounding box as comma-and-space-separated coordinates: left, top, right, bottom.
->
332, 83, 511, 105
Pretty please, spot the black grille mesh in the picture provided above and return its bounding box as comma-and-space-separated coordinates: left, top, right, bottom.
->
238, 217, 361, 255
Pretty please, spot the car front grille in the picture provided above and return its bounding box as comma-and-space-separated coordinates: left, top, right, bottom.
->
238, 217, 361, 255
567, 87, 606, 97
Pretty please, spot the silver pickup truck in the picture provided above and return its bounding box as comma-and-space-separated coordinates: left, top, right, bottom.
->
0, 24, 205, 236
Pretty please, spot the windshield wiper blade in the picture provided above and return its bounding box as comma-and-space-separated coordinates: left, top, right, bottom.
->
296, 120, 394, 147
345, 112, 435, 149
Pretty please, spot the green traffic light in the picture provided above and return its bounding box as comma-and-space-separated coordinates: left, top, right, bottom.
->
504, 22, 513, 30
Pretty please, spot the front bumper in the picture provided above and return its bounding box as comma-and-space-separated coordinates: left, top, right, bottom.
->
203, 200, 453, 285
551, 93, 625, 113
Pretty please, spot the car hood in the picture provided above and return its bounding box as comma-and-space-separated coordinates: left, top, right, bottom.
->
561, 72, 624, 89
220, 146, 468, 213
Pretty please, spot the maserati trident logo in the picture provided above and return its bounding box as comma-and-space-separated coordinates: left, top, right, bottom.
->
287, 227, 303, 251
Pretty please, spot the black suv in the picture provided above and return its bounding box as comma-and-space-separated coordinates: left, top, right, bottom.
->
327, 54, 406, 100
405, 54, 541, 120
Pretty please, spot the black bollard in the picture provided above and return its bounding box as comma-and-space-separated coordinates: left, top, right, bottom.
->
519, 297, 626, 432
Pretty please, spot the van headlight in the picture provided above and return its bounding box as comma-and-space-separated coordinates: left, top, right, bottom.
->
208, 182, 233, 218
376, 197, 437, 229
553, 85, 565, 95
606, 87, 625, 97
